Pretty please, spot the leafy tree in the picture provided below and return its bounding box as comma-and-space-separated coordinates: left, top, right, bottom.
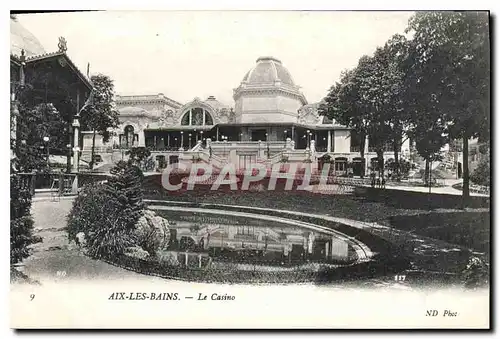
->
377, 34, 411, 178
15, 99, 66, 173
80, 74, 119, 170
319, 69, 370, 177
405, 11, 490, 204
357, 53, 393, 178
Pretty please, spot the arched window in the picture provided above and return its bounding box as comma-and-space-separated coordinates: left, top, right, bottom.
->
120, 125, 138, 148
180, 107, 214, 126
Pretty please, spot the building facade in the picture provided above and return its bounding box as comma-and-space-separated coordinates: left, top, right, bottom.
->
84, 56, 410, 176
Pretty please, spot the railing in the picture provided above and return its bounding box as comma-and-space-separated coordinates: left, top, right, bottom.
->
82, 146, 114, 153
150, 146, 183, 152
209, 141, 287, 151
15, 172, 78, 195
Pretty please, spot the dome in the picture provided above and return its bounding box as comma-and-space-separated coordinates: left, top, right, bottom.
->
10, 15, 46, 57
242, 56, 295, 86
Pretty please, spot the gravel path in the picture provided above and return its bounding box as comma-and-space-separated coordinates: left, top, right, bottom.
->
17, 198, 166, 285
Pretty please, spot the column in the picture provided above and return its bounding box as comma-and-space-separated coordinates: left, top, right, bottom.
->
325, 241, 330, 259
189, 109, 192, 125
331, 130, 335, 152
72, 116, 80, 173
167, 133, 170, 148
153, 135, 157, 150
327, 130, 332, 153
138, 130, 145, 147
216, 127, 219, 141
185, 253, 189, 267
202, 110, 206, 126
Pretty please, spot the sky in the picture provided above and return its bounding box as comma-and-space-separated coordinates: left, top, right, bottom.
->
18, 11, 414, 106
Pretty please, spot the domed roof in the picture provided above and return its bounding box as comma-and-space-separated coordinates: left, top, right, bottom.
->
242, 56, 295, 86
10, 15, 46, 57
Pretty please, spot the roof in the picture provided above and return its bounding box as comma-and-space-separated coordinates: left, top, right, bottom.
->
10, 16, 46, 57
116, 94, 182, 109
242, 56, 295, 86
21, 51, 93, 91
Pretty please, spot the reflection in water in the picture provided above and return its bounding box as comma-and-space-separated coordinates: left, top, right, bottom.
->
157, 210, 358, 266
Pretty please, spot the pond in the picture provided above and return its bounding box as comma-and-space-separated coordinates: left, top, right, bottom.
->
156, 209, 361, 267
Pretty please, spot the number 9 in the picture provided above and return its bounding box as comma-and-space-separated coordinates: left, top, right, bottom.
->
30, 294, 35, 301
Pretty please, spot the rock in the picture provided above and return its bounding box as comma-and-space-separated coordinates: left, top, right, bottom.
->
134, 210, 171, 255
124, 246, 150, 260
75, 232, 86, 247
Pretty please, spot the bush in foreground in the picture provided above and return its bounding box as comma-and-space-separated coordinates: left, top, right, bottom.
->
67, 161, 146, 258
10, 174, 42, 265
470, 157, 490, 187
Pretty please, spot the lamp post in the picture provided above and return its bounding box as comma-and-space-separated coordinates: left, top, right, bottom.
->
265, 133, 270, 158
188, 133, 192, 149
180, 131, 184, 151
66, 144, 71, 173
307, 130, 311, 148
200, 130, 204, 145
43, 136, 50, 168
222, 135, 227, 156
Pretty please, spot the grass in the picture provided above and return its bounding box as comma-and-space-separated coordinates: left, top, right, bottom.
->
145, 189, 425, 226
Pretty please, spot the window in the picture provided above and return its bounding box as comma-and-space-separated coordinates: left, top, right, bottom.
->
180, 107, 214, 126
120, 125, 138, 148
334, 158, 347, 172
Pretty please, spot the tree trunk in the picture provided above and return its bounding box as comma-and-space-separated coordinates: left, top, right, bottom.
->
66, 122, 72, 173
462, 136, 470, 207
90, 130, 96, 170
424, 159, 429, 186
393, 141, 400, 180
376, 149, 384, 178
360, 133, 366, 178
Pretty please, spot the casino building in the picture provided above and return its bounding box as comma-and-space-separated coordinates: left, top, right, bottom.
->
84, 56, 410, 176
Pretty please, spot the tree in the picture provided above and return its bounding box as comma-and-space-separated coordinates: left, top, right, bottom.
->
377, 34, 411, 179
402, 33, 450, 186
411, 121, 448, 186
15, 99, 67, 173
67, 161, 145, 258
80, 74, 119, 170
405, 11, 490, 204
356, 53, 394, 178
319, 69, 370, 177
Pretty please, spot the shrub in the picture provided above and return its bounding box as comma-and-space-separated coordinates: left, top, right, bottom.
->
462, 256, 489, 289
470, 157, 490, 187
67, 161, 146, 259
134, 210, 170, 256
10, 174, 42, 265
